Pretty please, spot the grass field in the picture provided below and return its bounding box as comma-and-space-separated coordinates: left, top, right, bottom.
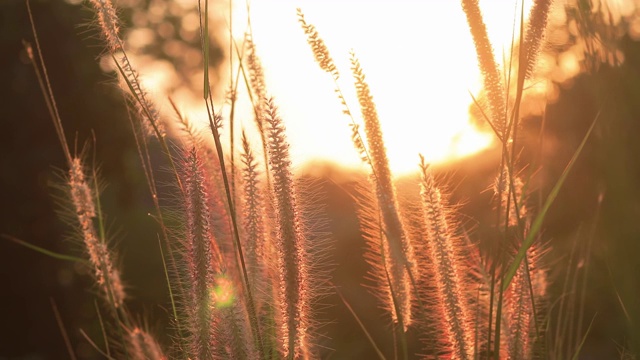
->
2, 0, 640, 358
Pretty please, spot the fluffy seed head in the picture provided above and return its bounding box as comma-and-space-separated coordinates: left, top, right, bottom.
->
505, 238, 549, 359
88, 0, 121, 53
69, 158, 96, 217
245, 35, 267, 117
494, 167, 527, 228
264, 97, 310, 358
69, 157, 125, 308
461, 0, 506, 136
122, 64, 165, 139
351, 52, 415, 329
419, 156, 474, 359
240, 132, 268, 290
182, 148, 223, 358
298, 8, 339, 80
128, 327, 166, 360
523, 0, 552, 79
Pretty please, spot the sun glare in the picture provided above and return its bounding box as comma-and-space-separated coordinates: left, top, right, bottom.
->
216, 0, 534, 174
154, 0, 536, 175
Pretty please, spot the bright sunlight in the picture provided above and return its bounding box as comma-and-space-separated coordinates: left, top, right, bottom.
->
217, 0, 534, 174
130, 0, 536, 174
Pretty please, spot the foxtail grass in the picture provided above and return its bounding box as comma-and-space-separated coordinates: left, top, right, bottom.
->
350, 52, 416, 332
27, 0, 126, 315
297, 9, 339, 80
297, 13, 417, 345
523, 0, 552, 79
461, 0, 507, 136
419, 156, 475, 359
263, 97, 312, 359
240, 131, 268, 294
17, 0, 600, 358
68, 157, 125, 309
87, 0, 165, 139
23, 3, 167, 358
181, 147, 223, 359
127, 327, 166, 360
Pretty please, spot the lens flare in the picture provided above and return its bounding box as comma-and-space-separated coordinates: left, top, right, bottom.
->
211, 275, 235, 308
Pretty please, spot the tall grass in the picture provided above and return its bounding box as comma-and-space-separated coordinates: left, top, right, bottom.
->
16, 0, 617, 358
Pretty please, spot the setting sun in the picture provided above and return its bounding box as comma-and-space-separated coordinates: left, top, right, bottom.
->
217, 0, 534, 174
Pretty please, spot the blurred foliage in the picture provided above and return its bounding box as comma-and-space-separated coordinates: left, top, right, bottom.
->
113, 0, 225, 95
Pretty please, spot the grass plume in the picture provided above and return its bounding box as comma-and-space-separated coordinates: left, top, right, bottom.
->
461, 0, 507, 136
181, 147, 222, 359
523, 0, 552, 79
264, 97, 311, 359
419, 156, 475, 358
127, 327, 166, 360
240, 131, 269, 294
297, 9, 339, 80
350, 51, 415, 331
68, 158, 125, 309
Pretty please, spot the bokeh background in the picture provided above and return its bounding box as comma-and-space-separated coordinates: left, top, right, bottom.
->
2, 0, 640, 358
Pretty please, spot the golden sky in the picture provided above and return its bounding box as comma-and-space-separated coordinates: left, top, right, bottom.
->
225, 0, 536, 174
134, 0, 540, 175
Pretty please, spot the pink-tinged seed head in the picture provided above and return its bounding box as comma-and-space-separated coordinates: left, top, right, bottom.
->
461, 0, 506, 136
264, 98, 311, 358
419, 156, 474, 359
128, 327, 166, 360
350, 52, 415, 330
182, 148, 223, 358
69, 157, 125, 308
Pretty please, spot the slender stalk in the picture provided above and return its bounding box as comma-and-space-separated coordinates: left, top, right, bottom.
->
198, 1, 265, 356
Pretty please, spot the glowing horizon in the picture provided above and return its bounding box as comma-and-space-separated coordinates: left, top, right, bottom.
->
223, 0, 535, 174
153, 0, 535, 175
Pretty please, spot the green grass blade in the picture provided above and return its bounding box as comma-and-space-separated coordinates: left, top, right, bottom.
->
335, 286, 387, 360
503, 112, 599, 291
50, 298, 78, 360
2, 234, 86, 263
94, 300, 110, 358
158, 236, 182, 339
197, 2, 265, 356
79, 328, 117, 360
571, 314, 597, 360
493, 284, 504, 359
203, 0, 210, 98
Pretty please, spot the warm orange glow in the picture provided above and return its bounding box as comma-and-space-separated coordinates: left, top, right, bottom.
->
125, 0, 538, 175
222, 0, 537, 174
